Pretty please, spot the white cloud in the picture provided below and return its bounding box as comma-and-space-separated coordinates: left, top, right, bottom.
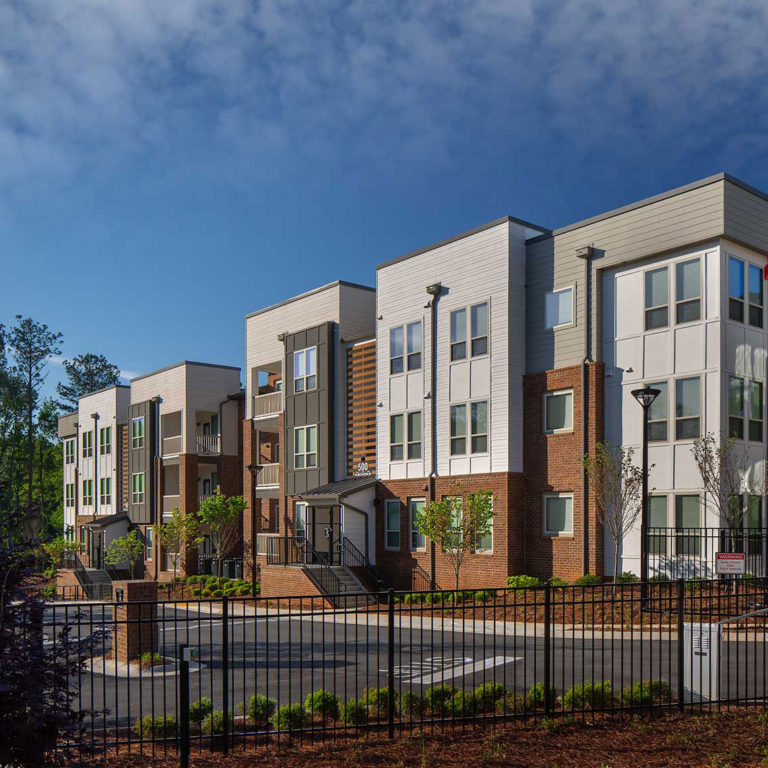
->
119, 369, 141, 382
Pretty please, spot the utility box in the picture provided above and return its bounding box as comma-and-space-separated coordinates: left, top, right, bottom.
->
683, 622, 721, 702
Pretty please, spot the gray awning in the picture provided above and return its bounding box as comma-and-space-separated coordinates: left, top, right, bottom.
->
87, 513, 130, 529
295, 475, 378, 503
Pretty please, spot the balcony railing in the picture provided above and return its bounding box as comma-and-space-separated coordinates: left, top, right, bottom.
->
162, 495, 180, 517
199, 493, 214, 505
256, 463, 280, 487
162, 435, 182, 455
196, 434, 220, 455
253, 391, 283, 419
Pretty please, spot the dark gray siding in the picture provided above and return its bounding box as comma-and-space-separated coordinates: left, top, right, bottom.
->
284, 322, 334, 496
127, 401, 156, 525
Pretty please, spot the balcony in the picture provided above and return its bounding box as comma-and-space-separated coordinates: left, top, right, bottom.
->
162, 495, 180, 518
162, 435, 182, 456
252, 391, 283, 431
197, 434, 221, 456
199, 493, 214, 505
256, 463, 280, 489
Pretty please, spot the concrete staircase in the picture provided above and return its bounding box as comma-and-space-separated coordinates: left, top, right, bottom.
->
80, 568, 113, 600
302, 564, 378, 608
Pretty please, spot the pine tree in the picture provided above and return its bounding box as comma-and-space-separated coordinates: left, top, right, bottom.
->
56, 353, 121, 412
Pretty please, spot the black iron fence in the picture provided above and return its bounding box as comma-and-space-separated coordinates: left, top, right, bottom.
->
43, 578, 768, 764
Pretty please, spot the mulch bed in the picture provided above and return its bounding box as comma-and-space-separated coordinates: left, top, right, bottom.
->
74, 709, 768, 767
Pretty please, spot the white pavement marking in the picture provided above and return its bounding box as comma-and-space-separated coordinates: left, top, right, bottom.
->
387, 655, 522, 686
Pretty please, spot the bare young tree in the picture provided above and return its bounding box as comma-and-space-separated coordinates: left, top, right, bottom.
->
582, 442, 645, 584
197, 490, 246, 578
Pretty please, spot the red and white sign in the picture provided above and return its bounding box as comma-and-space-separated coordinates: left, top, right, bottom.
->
716, 552, 746, 575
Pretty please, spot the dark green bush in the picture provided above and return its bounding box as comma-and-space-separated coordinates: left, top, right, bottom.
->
403, 592, 424, 604
340, 698, 368, 726
562, 681, 612, 710
524, 682, 556, 711
364, 686, 394, 719
615, 571, 638, 583
189, 697, 213, 724
473, 682, 507, 712
304, 690, 341, 720
247, 694, 276, 723
139, 651, 163, 667
649, 574, 669, 582
495, 692, 524, 714
425, 684, 458, 714
473, 589, 496, 602
201, 710, 233, 736
507, 575, 544, 589
201, 589, 211, 597
211, 589, 224, 598
574, 574, 602, 586
399, 691, 425, 717
191, 588, 202, 597
133, 715, 177, 739
423, 592, 443, 604
448, 691, 477, 717
621, 680, 671, 707
548, 576, 568, 588
272, 703, 309, 731
236, 585, 251, 596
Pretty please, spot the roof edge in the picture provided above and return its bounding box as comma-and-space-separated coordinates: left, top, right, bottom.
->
245, 280, 375, 320
130, 360, 240, 383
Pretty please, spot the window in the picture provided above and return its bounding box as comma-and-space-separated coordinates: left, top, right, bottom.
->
747, 495, 763, 556
444, 496, 463, 548
749, 263, 764, 328
145, 527, 153, 560
450, 309, 467, 361
407, 412, 422, 460
675, 377, 700, 440
450, 404, 466, 455
647, 381, 668, 441
675, 495, 701, 555
644, 267, 668, 330
545, 287, 574, 330
648, 495, 668, 555
65, 439, 75, 464
729, 376, 745, 439
406, 321, 422, 371
99, 478, 111, 506
729, 256, 745, 322
131, 417, 144, 449
474, 497, 493, 552
470, 401, 488, 453
409, 498, 426, 551
294, 503, 307, 539
65, 483, 75, 508
294, 347, 317, 392
82, 479, 93, 506
470, 302, 489, 356
543, 390, 573, 433
675, 258, 701, 323
131, 473, 145, 504
385, 500, 400, 550
82, 431, 93, 458
99, 426, 111, 455
389, 327, 404, 374
750, 380, 764, 442
80, 527, 86, 552
390, 414, 404, 461
543, 494, 573, 536
293, 425, 317, 469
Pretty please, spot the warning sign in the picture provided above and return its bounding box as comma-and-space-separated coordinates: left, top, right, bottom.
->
715, 552, 746, 575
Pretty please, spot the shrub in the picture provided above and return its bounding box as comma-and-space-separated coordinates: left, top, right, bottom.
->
403, 592, 424, 604
615, 571, 638, 583
399, 691, 425, 717
649, 573, 669, 582
474, 589, 496, 603
236, 585, 251, 596
340, 698, 368, 726
247, 694, 276, 723
305, 690, 341, 720
448, 691, 477, 717
446, 590, 471, 603
423, 592, 443, 604
201, 710, 233, 735
562, 681, 613, 710
186, 575, 199, 584
621, 680, 671, 707
189, 697, 213, 724
507, 575, 544, 589
223, 587, 236, 597
133, 715, 177, 739
425, 684, 458, 715
473, 682, 507, 712
201, 589, 211, 597
43, 565, 58, 581
191, 588, 202, 597
139, 651, 164, 667
525, 682, 556, 711
548, 576, 568, 588
254, 583, 261, 594
172, 575, 185, 583
42, 585, 57, 600
495, 692, 524, 714
364, 686, 394, 719
211, 589, 224, 598
272, 703, 309, 731
574, 574, 602, 586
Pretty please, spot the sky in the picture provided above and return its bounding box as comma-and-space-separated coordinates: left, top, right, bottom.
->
3, 0, 768, 399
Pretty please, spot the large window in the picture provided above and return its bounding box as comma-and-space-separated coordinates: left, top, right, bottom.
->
675, 258, 701, 323
474, 497, 493, 552
470, 303, 489, 356
406, 321, 422, 371
644, 267, 668, 330
65, 483, 75, 507
648, 495, 668, 554
294, 347, 317, 392
390, 412, 421, 461
543, 493, 573, 536
450, 309, 467, 361
750, 380, 764, 442
385, 500, 400, 550
728, 376, 764, 442
647, 381, 668, 441
730, 256, 745, 322
99, 478, 111, 506
749, 263, 764, 328
390, 414, 404, 461
450, 405, 466, 455
82, 431, 93, 458
729, 376, 745, 439
407, 412, 422, 459
65, 439, 75, 464
145, 527, 153, 560
450, 302, 489, 359
293, 425, 317, 469
675, 377, 700, 439
409, 498, 426, 551
545, 287, 573, 330
675, 495, 701, 555
543, 390, 573, 433
294, 502, 307, 539
389, 327, 404, 374
131, 473, 145, 504
131, 417, 144, 449
99, 426, 111, 455
82, 479, 93, 506
450, 401, 489, 456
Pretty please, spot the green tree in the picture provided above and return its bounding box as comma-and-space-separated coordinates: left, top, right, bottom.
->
56, 353, 121, 412
41, 535, 78, 568
104, 530, 145, 577
415, 488, 495, 591
153, 508, 201, 578
197, 490, 246, 578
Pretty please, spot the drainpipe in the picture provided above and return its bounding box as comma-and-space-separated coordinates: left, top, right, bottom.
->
278, 333, 289, 559
91, 413, 100, 519
151, 396, 161, 578
426, 282, 442, 589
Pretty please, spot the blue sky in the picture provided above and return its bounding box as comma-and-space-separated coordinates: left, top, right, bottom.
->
3, 0, 768, 398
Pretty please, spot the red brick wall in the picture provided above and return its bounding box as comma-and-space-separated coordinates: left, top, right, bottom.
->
111, 580, 158, 661
522, 361, 604, 581
178, 454, 199, 574
256, 556, 329, 601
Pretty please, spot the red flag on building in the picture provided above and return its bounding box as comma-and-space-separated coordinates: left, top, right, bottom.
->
765, 262, 768, 281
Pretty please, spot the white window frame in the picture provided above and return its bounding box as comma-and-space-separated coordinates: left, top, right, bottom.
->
542, 493, 574, 537
728, 375, 745, 440
407, 411, 422, 460
293, 346, 317, 393
406, 321, 422, 371
131, 417, 144, 449
749, 379, 764, 443
99, 426, 111, 455
644, 266, 669, 331
545, 286, 575, 331
474, 497, 493, 553
450, 400, 489, 456
65, 439, 75, 464
131, 472, 145, 504
293, 425, 317, 470
389, 327, 404, 375
543, 389, 574, 434
389, 414, 404, 462
647, 380, 669, 442
65, 483, 75, 508
99, 477, 111, 506
449, 302, 490, 360
385, 499, 401, 551
729, 255, 745, 323
82, 431, 93, 458
450, 308, 467, 361
409, 498, 426, 551
748, 262, 764, 329
674, 257, 702, 325
675, 376, 701, 441
294, 502, 307, 539
145, 527, 153, 561
450, 404, 466, 456
82, 479, 93, 506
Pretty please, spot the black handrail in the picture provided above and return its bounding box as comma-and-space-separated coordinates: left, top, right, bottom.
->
302, 539, 343, 601
265, 536, 305, 565
342, 537, 391, 591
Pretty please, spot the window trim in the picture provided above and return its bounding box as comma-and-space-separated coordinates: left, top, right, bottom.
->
99, 426, 111, 456
389, 414, 404, 462
450, 307, 467, 361
65, 439, 75, 464
542, 389, 574, 435
728, 375, 745, 440
82, 479, 93, 506
748, 262, 764, 329
385, 499, 401, 551
646, 380, 669, 443
542, 493, 574, 537
65, 483, 75, 508
449, 301, 491, 359
406, 411, 422, 460
449, 400, 490, 456
674, 493, 702, 556
643, 265, 670, 331
99, 477, 111, 506
749, 379, 764, 443
473, 497, 493, 554
729, 255, 745, 323
131, 417, 145, 450
294, 502, 307, 539
545, 285, 575, 331
674, 375, 702, 441
648, 494, 668, 555
389, 326, 405, 376
82, 430, 93, 458
409, 497, 426, 552
406, 320, 423, 371
293, 424, 318, 470
293, 346, 318, 393
131, 472, 145, 504
674, 257, 702, 325
145, 527, 153, 561
450, 404, 467, 456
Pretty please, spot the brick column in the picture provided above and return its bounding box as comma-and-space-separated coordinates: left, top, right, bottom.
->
179, 454, 199, 574
111, 580, 158, 662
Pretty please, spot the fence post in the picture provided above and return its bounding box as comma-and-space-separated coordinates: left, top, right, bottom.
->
677, 578, 685, 712
179, 643, 190, 768
543, 582, 552, 717
222, 596, 229, 754
387, 588, 395, 739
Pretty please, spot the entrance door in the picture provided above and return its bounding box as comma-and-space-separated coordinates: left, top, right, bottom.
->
91, 530, 105, 569
310, 506, 342, 566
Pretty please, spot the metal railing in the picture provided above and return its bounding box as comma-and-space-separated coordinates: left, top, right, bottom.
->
265, 536, 305, 566
256, 462, 280, 487
162, 435, 182, 455
342, 536, 390, 592
252, 391, 283, 418
39, 578, 768, 764
162, 495, 180, 517
196, 434, 220, 455
302, 539, 342, 599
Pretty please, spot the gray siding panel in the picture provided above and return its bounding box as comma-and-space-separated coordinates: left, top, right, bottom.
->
127, 401, 155, 525
724, 181, 768, 253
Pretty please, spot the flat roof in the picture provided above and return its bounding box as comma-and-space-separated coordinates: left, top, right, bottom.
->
245, 280, 375, 320
78, 383, 130, 401
130, 360, 240, 383
376, 215, 550, 271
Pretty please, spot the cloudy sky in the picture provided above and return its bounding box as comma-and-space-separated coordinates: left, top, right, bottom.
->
2, 0, 768, 392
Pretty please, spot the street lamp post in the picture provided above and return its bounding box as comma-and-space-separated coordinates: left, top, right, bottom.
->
631, 386, 661, 592
246, 463, 262, 600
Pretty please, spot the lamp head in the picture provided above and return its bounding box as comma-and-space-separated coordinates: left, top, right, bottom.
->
631, 386, 661, 409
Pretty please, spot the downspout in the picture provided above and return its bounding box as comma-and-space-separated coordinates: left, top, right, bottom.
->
426, 282, 442, 589
91, 413, 100, 519
152, 396, 161, 579
278, 333, 289, 558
